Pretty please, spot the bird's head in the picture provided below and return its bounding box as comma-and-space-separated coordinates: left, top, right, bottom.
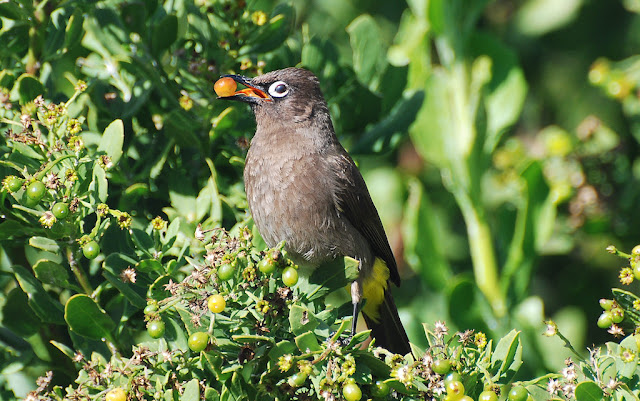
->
216, 67, 329, 124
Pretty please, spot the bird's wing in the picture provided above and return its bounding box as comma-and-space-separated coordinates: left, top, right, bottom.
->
330, 152, 401, 286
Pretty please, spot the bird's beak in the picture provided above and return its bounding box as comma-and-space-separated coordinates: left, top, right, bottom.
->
217, 74, 272, 104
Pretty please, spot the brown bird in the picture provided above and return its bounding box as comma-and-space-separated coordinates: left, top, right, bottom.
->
218, 67, 410, 355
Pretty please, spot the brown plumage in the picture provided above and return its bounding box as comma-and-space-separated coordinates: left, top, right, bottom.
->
218, 67, 410, 355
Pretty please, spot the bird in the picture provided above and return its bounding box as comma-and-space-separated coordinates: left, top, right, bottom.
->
217, 67, 410, 355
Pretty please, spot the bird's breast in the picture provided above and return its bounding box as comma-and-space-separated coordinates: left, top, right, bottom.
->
244, 139, 345, 265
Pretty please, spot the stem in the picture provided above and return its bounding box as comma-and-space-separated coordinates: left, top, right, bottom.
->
455, 188, 505, 318
67, 246, 93, 295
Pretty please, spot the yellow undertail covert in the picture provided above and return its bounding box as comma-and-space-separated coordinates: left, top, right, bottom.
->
361, 258, 390, 322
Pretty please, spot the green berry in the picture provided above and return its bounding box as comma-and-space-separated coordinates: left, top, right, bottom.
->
217, 263, 235, 281
634, 265, 640, 280
147, 320, 165, 338
458, 396, 473, 401
342, 383, 362, 401
26, 181, 46, 202
144, 303, 158, 315
371, 380, 390, 398
105, 388, 127, 401
597, 311, 613, 328
443, 372, 462, 385
282, 266, 299, 287
188, 332, 209, 352
258, 257, 277, 274
82, 240, 100, 259
5, 176, 23, 192
432, 359, 451, 375
479, 390, 499, 401
599, 298, 614, 310
445, 380, 464, 398
287, 372, 307, 387
208, 294, 226, 313
508, 386, 529, 401
52, 202, 70, 219
632, 245, 640, 255
611, 308, 624, 324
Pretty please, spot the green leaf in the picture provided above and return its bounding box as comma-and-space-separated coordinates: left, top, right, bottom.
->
130, 228, 155, 256
387, 9, 430, 68
447, 278, 486, 332
64, 8, 84, 50
0, 1, 29, 20
409, 69, 453, 167
301, 37, 339, 78
33, 260, 71, 287
469, 33, 527, 153
181, 379, 200, 401
515, 0, 583, 36
64, 294, 116, 339
352, 90, 424, 154
574, 380, 603, 401
102, 270, 146, 309
2, 287, 41, 336
90, 163, 108, 203
50, 340, 76, 360
295, 331, 322, 353
151, 14, 178, 56
43, 8, 69, 59
28, 236, 60, 253
289, 305, 319, 335
239, 4, 295, 55
301, 256, 359, 301
12, 265, 65, 324
136, 259, 164, 274
490, 329, 522, 383
347, 14, 388, 93
11, 74, 44, 105
402, 178, 451, 289
98, 119, 124, 164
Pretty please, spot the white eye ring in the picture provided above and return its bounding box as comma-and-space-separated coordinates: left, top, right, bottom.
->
268, 81, 289, 98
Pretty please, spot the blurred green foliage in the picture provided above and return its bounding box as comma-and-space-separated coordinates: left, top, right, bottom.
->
2, 0, 640, 399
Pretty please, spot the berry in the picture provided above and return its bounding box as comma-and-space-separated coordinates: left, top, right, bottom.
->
143, 303, 158, 315
371, 380, 390, 398
208, 294, 226, 313
217, 263, 235, 281
147, 320, 165, 338
82, 240, 100, 259
445, 380, 464, 398
599, 298, 614, 310
479, 390, 499, 401
458, 397, 473, 401
282, 266, 299, 287
597, 311, 613, 328
508, 386, 529, 401
214, 77, 238, 97
342, 383, 362, 401
5, 176, 23, 192
632, 245, 640, 255
611, 308, 624, 324
287, 372, 307, 387
105, 388, 127, 401
26, 181, 46, 202
432, 359, 451, 375
443, 372, 462, 385
188, 332, 209, 352
258, 257, 277, 274
52, 202, 70, 219
634, 264, 640, 280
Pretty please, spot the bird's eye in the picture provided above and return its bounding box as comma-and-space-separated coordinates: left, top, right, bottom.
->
268, 81, 289, 98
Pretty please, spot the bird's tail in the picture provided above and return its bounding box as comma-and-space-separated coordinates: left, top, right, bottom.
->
362, 289, 411, 355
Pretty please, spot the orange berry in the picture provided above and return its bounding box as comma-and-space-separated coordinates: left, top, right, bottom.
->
214, 77, 237, 97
